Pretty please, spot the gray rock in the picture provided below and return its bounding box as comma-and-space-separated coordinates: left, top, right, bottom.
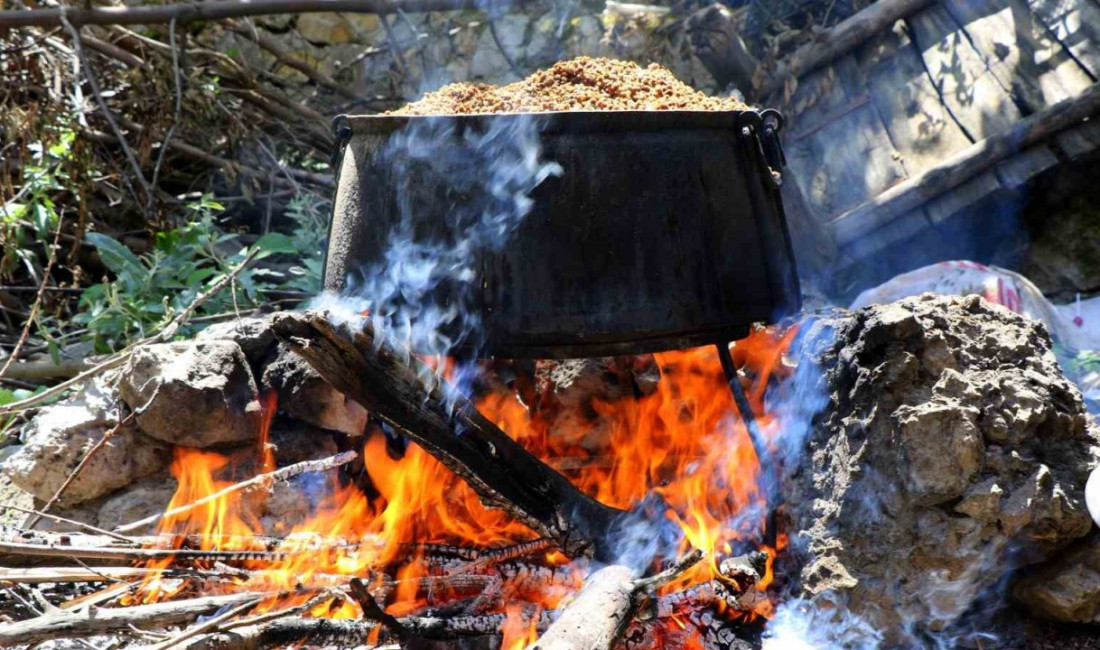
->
269, 419, 339, 465
2, 378, 170, 506
262, 345, 367, 437
119, 341, 263, 447
785, 294, 1100, 645
196, 315, 277, 364
97, 477, 177, 534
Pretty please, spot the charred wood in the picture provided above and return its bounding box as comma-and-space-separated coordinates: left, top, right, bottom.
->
527, 549, 704, 650
270, 311, 627, 560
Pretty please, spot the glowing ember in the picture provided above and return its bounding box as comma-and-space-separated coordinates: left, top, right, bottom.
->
131, 328, 795, 646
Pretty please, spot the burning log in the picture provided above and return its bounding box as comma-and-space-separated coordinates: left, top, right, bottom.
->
527, 549, 704, 650
270, 311, 627, 559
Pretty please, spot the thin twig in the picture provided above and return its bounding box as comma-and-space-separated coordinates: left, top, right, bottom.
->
59, 11, 154, 211
150, 17, 183, 197
350, 577, 408, 639
113, 450, 358, 533
0, 246, 261, 417
631, 548, 705, 593
148, 596, 262, 650
0, 214, 63, 381
0, 503, 137, 543
0, 539, 304, 562
380, 14, 408, 75
487, 14, 521, 77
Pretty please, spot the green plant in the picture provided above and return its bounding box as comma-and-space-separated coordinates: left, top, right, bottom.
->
0, 127, 74, 280
76, 194, 296, 352
281, 192, 328, 293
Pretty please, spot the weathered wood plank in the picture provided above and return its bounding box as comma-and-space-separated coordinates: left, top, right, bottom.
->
1055, 116, 1100, 157
858, 17, 974, 176
757, 0, 938, 98
906, 4, 1023, 139
841, 208, 932, 260
783, 88, 907, 222
923, 170, 1002, 224
1028, 0, 1100, 79
828, 80, 1100, 247
995, 144, 1060, 187
780, 57, 862, 139
942, 0, 1093, 112
781, 49, 909, 224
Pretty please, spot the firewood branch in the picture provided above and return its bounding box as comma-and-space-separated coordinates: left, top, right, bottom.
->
0, 0, 500, 29
0, 592, 274, 646
113, 450, 358, 534
269, 310, 627, 560
526, 549, 704, 650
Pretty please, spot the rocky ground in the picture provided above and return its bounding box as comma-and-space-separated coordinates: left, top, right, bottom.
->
2, 295, 1100, 647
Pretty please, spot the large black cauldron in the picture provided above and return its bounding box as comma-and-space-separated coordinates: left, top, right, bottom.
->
323, 110, 800, 359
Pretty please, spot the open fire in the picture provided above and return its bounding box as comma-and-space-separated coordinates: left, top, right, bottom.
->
126, 328, 794, 649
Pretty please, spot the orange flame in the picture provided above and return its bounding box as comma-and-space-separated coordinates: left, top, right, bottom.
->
132, 328, 795, 641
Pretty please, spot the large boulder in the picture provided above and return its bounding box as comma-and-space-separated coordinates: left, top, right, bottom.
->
2, 377, 170, 506
784, 294, 1100, 644
119, 341, 263, 447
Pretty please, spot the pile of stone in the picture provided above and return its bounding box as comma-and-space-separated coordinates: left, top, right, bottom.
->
2, 295, 1099, 644
783, 294, 1100, 644
0, 315, 658, 538
0, 315, 364, 536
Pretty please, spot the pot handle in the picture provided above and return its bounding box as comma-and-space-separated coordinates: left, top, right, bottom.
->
759, 109, 786, 171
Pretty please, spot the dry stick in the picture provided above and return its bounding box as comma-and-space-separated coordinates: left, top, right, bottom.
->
182, 617, 379, 650
113, 450, 358, 534
59, 12, 154, 211
487, 14, 521, 77
527, 549, 704, 650
0, 566, 226, 585
349, 577, 409, 640
0, 591, 277, 646
149, 17, 183, 197
451, 538, 554, 575
0, 503, 136, 543
0, 356, 90, 381
755, 0, 936, 99
0, 246, 261, 417
0, 539, 304, 562
0, 214, 63, 381
227, 22, 357, 100
147, 596, 263, 650
270, 311, 627, 560
0, 0, 493, 29
82, 126, 333, 189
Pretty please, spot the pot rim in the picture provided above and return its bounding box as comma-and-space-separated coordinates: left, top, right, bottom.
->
336, 109, 776, 136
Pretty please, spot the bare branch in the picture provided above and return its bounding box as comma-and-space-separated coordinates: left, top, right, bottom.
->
0, 0, 495, 30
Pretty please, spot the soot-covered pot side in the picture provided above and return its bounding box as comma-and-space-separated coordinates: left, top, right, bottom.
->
323, 110, 800, 359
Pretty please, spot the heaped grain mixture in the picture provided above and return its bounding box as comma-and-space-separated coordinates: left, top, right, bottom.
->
390, 57, 748, 115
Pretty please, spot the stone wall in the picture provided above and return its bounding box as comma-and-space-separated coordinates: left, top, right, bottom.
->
226, 0, 723, 109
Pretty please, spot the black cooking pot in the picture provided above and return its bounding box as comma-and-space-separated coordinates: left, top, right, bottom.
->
323, 110, 800, 359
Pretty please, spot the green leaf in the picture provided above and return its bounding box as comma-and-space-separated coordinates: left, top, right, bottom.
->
185, 267, 217, 286
86, 233, 147, 280
253, 232, 297, 255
